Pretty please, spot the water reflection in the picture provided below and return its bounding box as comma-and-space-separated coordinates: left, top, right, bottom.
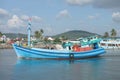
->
1, 49, 120, 80
11, 58, 108, 80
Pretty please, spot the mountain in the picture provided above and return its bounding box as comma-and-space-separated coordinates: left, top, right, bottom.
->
3, 30, 101, 39
52, 30, 101, 40
3, 33, 27, 39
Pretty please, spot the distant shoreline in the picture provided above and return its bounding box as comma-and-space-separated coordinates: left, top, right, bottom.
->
0, 43, 56, 49
0, 44, 13, 49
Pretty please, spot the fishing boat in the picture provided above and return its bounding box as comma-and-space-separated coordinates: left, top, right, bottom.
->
100, 38, 120, 49
13, 44, 105, 59
12, 20, 105, 59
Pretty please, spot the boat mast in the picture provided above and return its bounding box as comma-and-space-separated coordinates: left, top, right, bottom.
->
27, 18, 31, 47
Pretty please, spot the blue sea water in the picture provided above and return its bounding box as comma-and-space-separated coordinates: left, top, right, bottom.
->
0, 49, 120, 80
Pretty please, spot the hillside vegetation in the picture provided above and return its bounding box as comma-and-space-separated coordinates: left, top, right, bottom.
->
53, 30, 100, 39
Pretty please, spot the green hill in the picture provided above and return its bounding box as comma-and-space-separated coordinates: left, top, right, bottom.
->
53, 30, 101, 39
3, 33, 27, 39
3, 30, 101, 40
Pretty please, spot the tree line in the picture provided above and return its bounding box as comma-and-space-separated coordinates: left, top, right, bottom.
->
103, 28, 117, 38
34, 29, 67, 43
0, 28, 118, 42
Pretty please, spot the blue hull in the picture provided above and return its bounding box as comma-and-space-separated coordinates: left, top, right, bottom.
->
13, 44, 105, 59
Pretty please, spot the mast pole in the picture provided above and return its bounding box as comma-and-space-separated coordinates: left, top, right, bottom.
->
27, 18, 31, 47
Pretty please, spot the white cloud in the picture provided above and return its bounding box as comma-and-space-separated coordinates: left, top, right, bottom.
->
112, 12, 120, 23
7, 15, 43, 28
21, 15, 29, 21
0, 8, 44, 33
66, 0, 93, 6
88, 16, 95, 19
20, 15, 43, 23
0, 8, 9, 18
56, 9, 71, 19
88, 14, 99, 20
32, 16, 42, 22
7, 15, 25, 28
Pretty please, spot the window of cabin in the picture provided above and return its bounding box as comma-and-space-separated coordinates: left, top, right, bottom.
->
101, 43, 106, 46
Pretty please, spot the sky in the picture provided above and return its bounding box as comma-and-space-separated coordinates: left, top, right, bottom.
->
0, 0, 120, 36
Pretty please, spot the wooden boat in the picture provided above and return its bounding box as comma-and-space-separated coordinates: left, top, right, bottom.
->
13, 44, 105, 59
12, 19, 105, 59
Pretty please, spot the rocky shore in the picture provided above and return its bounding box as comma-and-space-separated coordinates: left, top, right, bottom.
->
0, 43, 57, 49
0, 44, 13, 49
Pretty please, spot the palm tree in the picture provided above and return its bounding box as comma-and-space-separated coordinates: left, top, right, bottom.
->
0, 32, 2, 37
34, 31, 40, 39
54, 37, 61, 43
110, 28, 117, 37
34, 29, 44, 40
40, 29, 44, 40
103, 32, 109, 38
40, 29, 44, 34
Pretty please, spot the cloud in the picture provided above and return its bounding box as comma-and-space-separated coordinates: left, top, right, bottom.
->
0, 8, 44, 34
88, 16, 96, 19
66, 0, 93, 6
0, 8, 9, 18
66, 0, 120, 10
88, 14, 99, 20
93, 0, 120, 9
7, 15, 25, 28
20, 15, 29, 21
32, 16, 42, 22
56, 9, 71, 19
20, 15, 43, 23
7, 14, 42, 28
112, 12, 120, 23
0, 8, 43, 28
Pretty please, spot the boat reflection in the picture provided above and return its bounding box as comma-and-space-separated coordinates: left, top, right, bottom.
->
15, 56, 104, 65
12, 58, 106, 80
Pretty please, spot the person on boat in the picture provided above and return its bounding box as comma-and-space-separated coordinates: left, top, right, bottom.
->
62, 42, 72, 50
93, 43, 99, 49
72, 44, 79, 52
62, 42, 66, 49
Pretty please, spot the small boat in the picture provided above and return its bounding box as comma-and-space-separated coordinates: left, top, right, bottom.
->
100, 38, 120, 49
12, 19, 105, 59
